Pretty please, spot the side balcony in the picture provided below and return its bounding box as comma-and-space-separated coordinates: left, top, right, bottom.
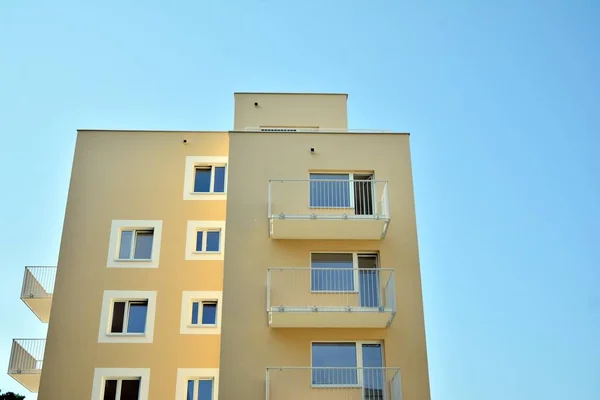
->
266, 367, 403, 400
267, 268, 396, 328
21, 266, 56, 323
268, 179, 390, 240
7, 339, 45, 393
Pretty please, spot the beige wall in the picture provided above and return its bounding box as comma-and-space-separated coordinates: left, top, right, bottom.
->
39, 130, 227, 399
219, 132, 431, 399
233, 93, 348, 131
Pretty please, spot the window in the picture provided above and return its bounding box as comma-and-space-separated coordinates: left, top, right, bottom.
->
191, 301, 218, 325
107, 221, 163, 268
312, 343, 358, 385
92, 368, 150, 400
103, 378, 140, 400
99, 291, 157, 343
183, 156, 228, 200
311, 253, 354, 292
186, 379, 214, 400
311, 342, 384, 387
309, 173, 351, 208
310, 253, 381, 307
176, 369, 219, 400
118, 229, 154, 260
110, 300, 148, 334
180, 291, 223, 334
194, 166, 226, 193
309, 172, 376, 215
186, 221, 226, 261
195, 230, 221, 252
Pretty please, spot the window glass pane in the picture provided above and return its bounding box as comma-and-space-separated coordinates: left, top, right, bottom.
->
133, 231, 153, 260
103, 379, 117, 400
191, 302, 199, 325
194, 168, 212, 192
206, 231, 220, 252
110, 302, 125, 333
312, 343, 357, 385
196, 231, 204, 252
202, 303, 217, 324
359, 268, 380, 307
127, 302, 148, 333
311, 253, 354, 291
309, 174, 351, 208
362, 344, 384, 394
120, 379, 140, 400
187, 380, 194, 400
213, 167, 226, 193
198, 379, 213, 400
119, 231, 133, 259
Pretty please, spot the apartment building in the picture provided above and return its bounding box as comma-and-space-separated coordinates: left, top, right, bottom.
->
7, 93, 430, 400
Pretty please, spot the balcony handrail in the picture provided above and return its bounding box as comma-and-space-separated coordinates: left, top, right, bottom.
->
21, 266, 56, 299
268, 267, 395, 272
267, 366, 401, 370
268, 178, 389, 183
245, 127, 392, 133
8, 339, 45, 374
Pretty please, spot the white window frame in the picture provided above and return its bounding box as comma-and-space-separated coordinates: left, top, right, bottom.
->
183, 156, 228, 200
107, 220, 163, 268
310, 340, 384, 388
190, 300, 218, 327
194, 229, 222, 253
109, 299, 149, 334
180, 291, 222, 334
175, 368, 219, 400
186, 221, 226, 261
100, 377, 141, 400
91, 368, 150, 400
308, 172, 354, 209
309, 252, 379, 294
98, 290, 157, 343
185, 378, 215, 400
117, 229, 154, 261
194, 165, 226, 193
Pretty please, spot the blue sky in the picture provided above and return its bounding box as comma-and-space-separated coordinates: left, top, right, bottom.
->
1, 0, 599, 399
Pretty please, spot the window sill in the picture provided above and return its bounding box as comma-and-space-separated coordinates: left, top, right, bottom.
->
114, 258, 153, 262
105, 333, 146, 337
310, 290, 359, 294
308, 206, 355, 210
190, 191, 226, 195
192, 251, 221, 255
311, 384, 360, 389
187, 324, 218, 328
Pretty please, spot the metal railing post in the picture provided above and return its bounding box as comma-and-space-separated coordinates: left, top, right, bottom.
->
267, 180, 272, 218
266, 269, 271, 313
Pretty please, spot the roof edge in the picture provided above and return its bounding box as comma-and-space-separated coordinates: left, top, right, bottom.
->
234, 92, 348, 98
229, 130, 409, 135
77, 129, 228, 133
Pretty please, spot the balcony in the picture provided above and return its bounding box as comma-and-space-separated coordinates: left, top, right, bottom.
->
268, 179, 390, 240
21, 266, 56, 323
266, 367, 402, 400
267, 268, 396, 328
7, 339, 45, 393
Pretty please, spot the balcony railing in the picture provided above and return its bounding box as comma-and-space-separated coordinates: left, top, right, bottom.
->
7, 339, 45, 392
21, 266, 56, 323
268, 179, 390, 239
267, 268, 396, 328
266, 367, 403, 400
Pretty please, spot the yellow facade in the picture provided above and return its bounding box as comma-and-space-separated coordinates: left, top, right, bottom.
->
8, 93, 430, 400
